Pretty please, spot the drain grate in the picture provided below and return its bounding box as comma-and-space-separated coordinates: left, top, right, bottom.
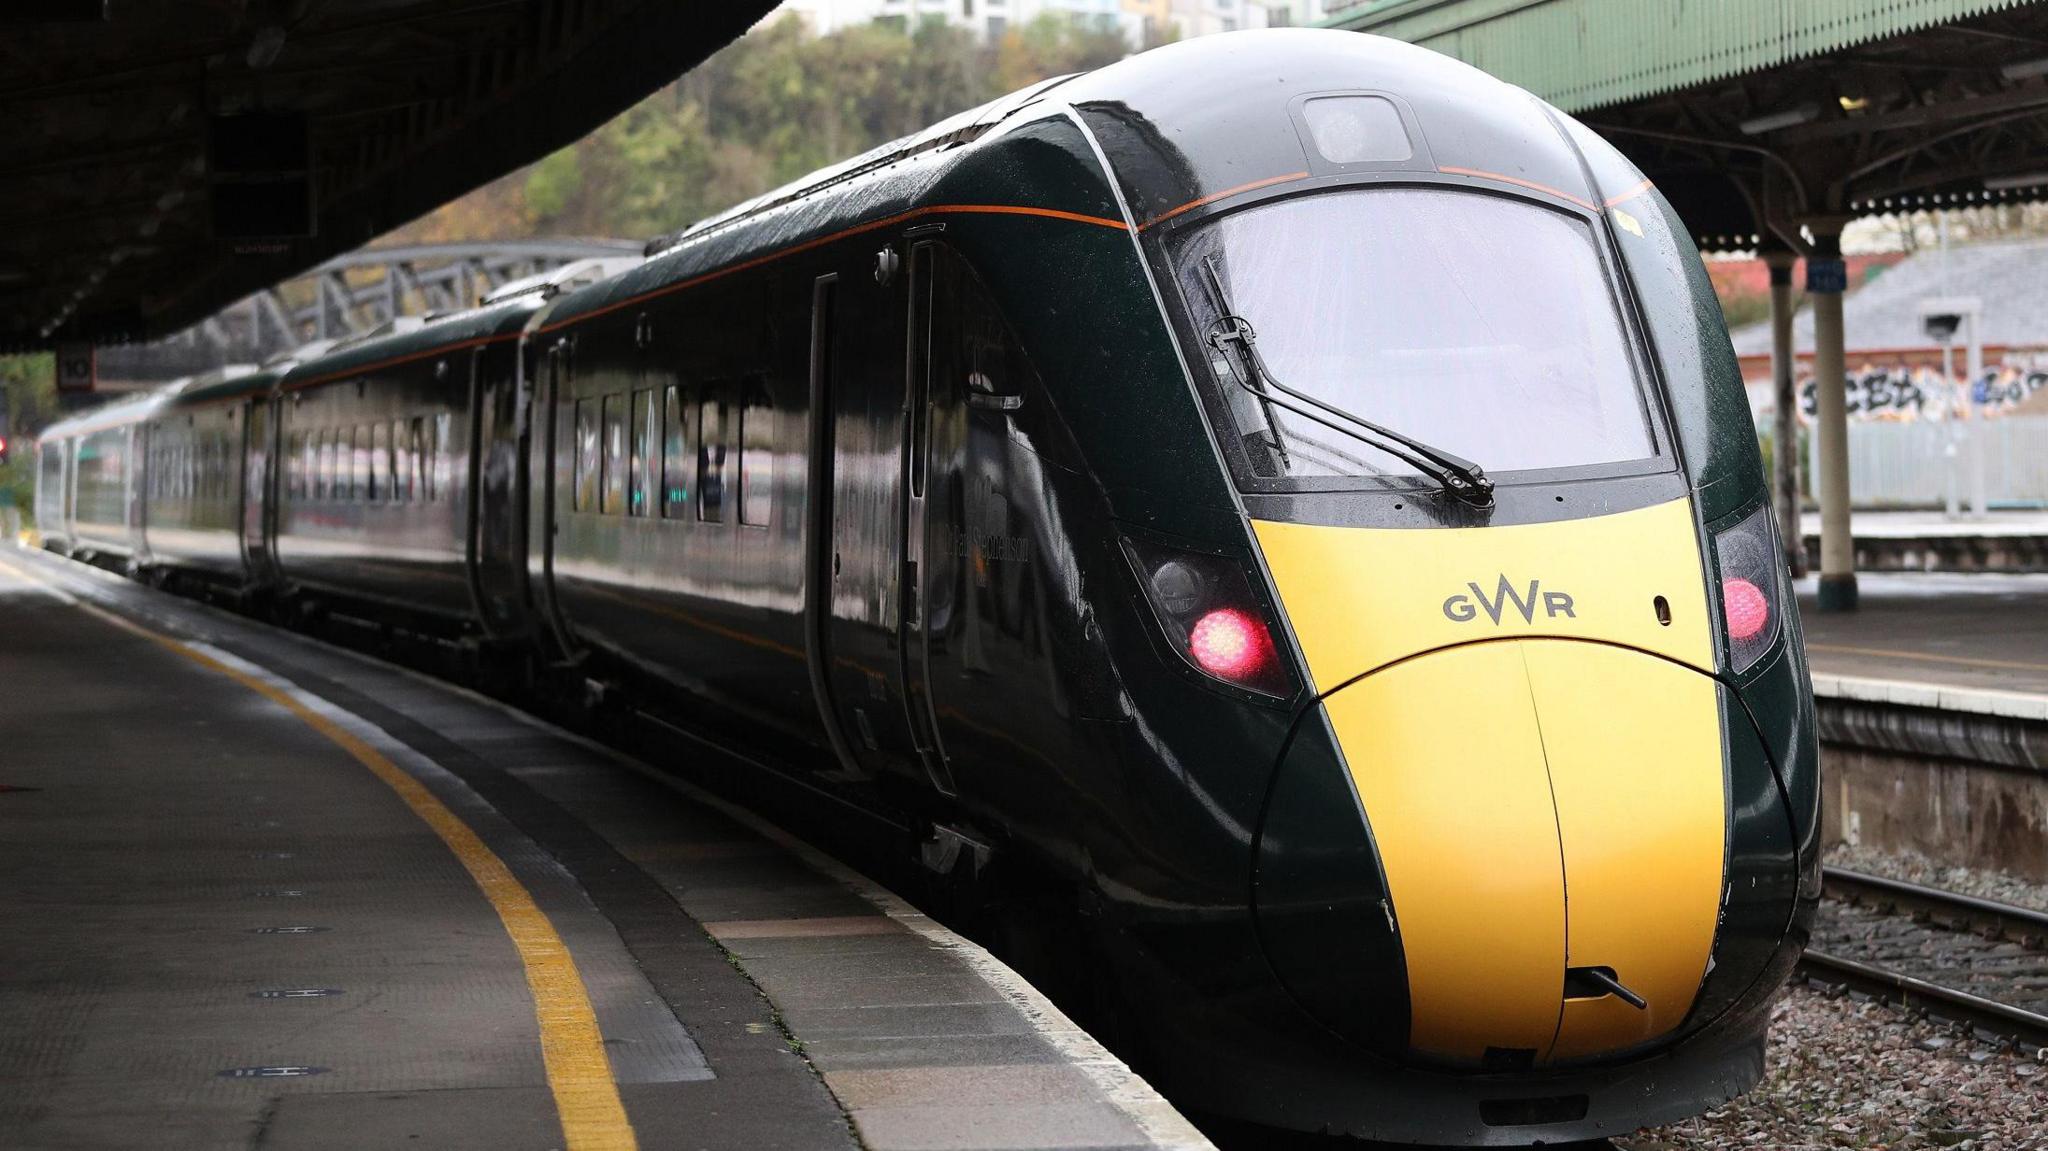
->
217, 1066, 328, 1079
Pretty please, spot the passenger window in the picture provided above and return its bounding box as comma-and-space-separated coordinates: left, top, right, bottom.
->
661, 383, 689, 519
320, 430, 334, 500
354, 426, 370, 501
407, 417, 425, 503
573, 399, 597, 512
387, 419, 405, 502
601, 393, 626, 516
432, 413, 451, 501
739, 379, 772, 527
369, 422, 387, 501
697, 387, 727, 523
628, 388, 653, 518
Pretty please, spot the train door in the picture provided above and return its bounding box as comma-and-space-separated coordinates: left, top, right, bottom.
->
532, 337, 579, 661
898, 242, 956, 797
803, 274, 872, 783
468, 345, 529, 638
123, 425, 146, 556
240, 397, 273, 581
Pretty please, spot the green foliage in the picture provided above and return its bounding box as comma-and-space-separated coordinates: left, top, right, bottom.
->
0, 353, 56, 512
522, 147, 583, 221
415, 13, 1134, 244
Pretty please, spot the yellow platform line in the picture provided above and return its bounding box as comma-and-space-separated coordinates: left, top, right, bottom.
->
0, 553, 637, 1151
1808, 641, 2048, 676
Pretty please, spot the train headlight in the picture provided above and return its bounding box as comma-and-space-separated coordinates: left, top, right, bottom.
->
1710, 505, 1785, 674
1121, 534, 1295, 698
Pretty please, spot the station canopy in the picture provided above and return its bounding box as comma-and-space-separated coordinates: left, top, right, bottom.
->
0, 0, 777, 351
1332, 0, 2048, 251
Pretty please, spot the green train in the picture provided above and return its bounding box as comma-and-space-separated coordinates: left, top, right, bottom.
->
36, 29, 1819, 1143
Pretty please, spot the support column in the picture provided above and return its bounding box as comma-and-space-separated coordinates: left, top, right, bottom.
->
1806, 222, 1856, 612
1763, 249, 1805, 577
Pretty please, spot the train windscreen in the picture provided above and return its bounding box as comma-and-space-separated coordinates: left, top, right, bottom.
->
1173, 187, 1655, 486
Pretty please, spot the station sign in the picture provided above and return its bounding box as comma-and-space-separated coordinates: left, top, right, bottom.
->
55, 343, 95, 393
1806, 259, 1848, 294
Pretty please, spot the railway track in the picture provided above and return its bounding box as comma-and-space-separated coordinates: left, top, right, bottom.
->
1805, 867, 2048, 1057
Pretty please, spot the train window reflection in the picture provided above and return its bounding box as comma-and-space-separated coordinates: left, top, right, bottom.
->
353, 426, 370, 501
1176, 188, 1652, 483
432, 413, 451, 501
661, 384, 688, 519
739, 379, 772, 527
698, 388, 727, 523
369, 422, 386, 501
629, 388, 654, 518
573, 399, 597, 512
600, 393, 627, 516
406, 417, 424, 502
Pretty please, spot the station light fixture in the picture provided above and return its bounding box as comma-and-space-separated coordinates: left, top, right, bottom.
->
1999, 55, 2048, 82
1984, 171, 2048, 191
1738, 102, 1820, 136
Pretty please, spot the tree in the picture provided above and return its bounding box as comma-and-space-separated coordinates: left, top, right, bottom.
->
0, 353, 56, 513
392, 13, 1139, 246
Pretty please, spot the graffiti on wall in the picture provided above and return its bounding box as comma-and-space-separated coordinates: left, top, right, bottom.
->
1794, 362, 2048, 419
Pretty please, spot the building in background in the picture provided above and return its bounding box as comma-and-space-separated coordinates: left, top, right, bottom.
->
766, 0, 889, 36
766, 0, 1293, 46
1728, 236, 2048, 425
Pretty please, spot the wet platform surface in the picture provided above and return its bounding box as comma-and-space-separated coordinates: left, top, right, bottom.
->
0, 548, 1203, 1151
1797, 572, 2048, 697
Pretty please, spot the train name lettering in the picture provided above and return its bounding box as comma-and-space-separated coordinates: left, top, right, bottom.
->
1442, 576, 1576, 625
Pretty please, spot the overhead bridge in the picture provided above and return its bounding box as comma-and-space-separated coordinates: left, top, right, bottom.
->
92, 240, 643, 389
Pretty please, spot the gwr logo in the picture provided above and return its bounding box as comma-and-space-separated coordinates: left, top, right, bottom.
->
1443, 575, 1577, 625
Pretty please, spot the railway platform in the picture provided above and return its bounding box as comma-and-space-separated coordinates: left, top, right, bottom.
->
1798, 571, 2048, 698
1797, 571, 2048, 882
1797, 509, 2048, 574
0, 546, 1206, 1151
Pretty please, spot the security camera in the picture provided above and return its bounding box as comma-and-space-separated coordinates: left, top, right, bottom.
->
1923, 313, 1963, 342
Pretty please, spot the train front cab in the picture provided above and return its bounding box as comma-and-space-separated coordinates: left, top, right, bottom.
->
1070, 32, 1821, 1142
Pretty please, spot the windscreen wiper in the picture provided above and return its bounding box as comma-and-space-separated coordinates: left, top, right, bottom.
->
1198, 256, 1494, 507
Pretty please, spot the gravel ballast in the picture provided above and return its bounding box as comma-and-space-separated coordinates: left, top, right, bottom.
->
1829, 844, 2048, 915
1630, 986, 2047, 1149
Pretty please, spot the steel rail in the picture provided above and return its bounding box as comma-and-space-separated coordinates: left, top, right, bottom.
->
1804, 867, 2048, 1057
1798, 948, 2048, 1058
1824, 867, 2048, 945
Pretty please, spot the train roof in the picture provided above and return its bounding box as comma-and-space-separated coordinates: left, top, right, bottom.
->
279, 256, 643, 390
1055, 29, 1611, 230
540, 29, 1619, 335
155, 364, 274, 412
38, 381, 186, 442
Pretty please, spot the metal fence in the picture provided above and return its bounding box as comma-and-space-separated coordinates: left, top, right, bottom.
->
1765, 415, 2048, 509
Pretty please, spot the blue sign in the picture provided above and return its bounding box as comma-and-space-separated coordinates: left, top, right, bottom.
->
1806, 258, 1848, 294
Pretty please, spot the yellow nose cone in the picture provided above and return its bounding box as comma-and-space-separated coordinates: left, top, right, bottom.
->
1320, 640, 1724, 1063
1253, 499, 1726, 1064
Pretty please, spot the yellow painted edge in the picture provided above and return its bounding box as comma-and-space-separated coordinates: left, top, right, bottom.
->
0, 553, 638, 1151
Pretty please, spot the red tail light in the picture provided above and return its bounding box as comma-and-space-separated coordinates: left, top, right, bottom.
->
1710, 506, 1785, 673
1188, 608, 1273, 680
1121, 534, 1296, 698
1720, 577, 1770, 641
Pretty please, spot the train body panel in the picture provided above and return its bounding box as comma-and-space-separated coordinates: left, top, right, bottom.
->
140, 369, 275, 583
29, 29, 1817, 1145
271, 308, 528, 627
